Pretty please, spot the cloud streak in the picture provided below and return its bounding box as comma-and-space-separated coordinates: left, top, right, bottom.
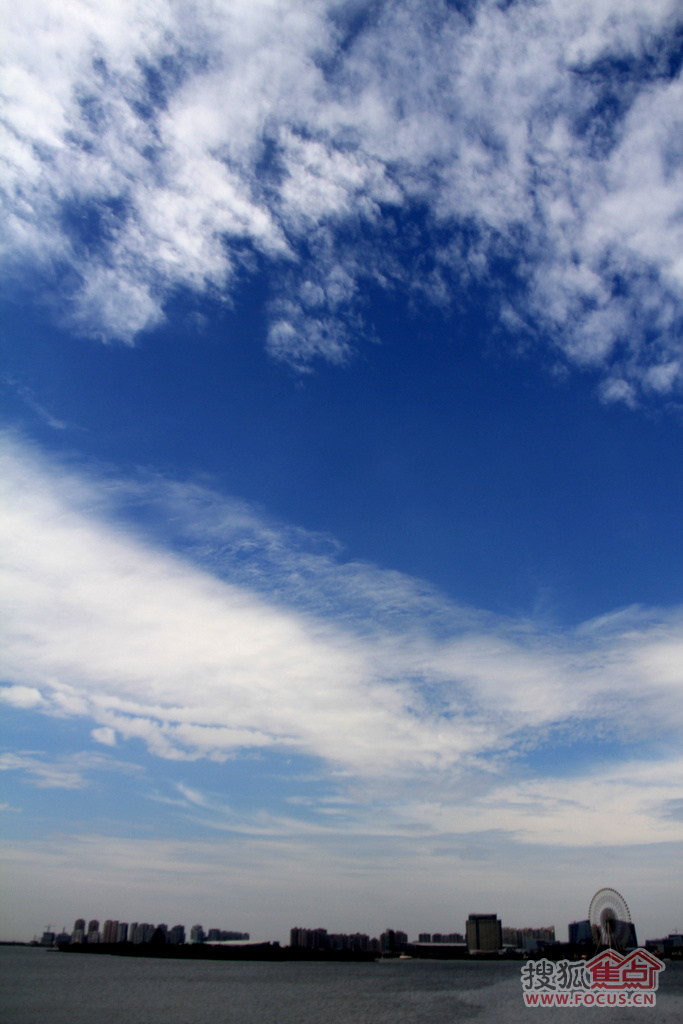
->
0, 750, 141, 789
1, 431, 682, 852
2, 0, 682, 400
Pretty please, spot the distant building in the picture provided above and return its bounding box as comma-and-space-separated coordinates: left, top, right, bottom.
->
190, 924, 206, 944
86, 920, 100, 944
132, 923, 155, 944
569, 918, 637, 950
206, 930, 250, 943
646, 932, 682, 954
168, 925, 186, 945
290, 928, 328, 950
503, 926, 556, 951
72, 919, 86, 944
116, 922, 129, 943
327, 933, 369, 951
128, 923, 138, 943
40, 930, 55, 947
102, 920, 118, 943
466, 914, 502, 953
419, 933, 431, 943
380, 929, 408, 953
290, 927, 367, 952
568, 920, 593, 946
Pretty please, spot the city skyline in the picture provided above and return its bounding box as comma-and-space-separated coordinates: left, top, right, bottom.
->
24, 914, 683, 956
10, 899, 667, 950
1, 0, 682, 943
26, 913, 551, 949
29, 915, 683, 958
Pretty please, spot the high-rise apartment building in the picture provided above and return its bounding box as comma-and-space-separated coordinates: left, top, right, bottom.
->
466, 914, 502, 952
72, 919, 86, 943
380, 929, 408, 953
290, 927, 329, 950
102, 920, 118, 943
132, 923, 155, 943
86, 920, 100, 944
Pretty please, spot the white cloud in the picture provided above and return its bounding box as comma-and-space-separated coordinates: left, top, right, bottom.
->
175, 782, 213, 809
1, 0, 682, 399
0, 685, 44, 709
0, 750, 140, 789
390, 755, 683, 848
1, 376, 70, 430
91, 726, 117, 747
1, 431, 682, 850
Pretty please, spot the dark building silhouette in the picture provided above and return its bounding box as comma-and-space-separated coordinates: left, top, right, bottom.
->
569, 919, 593, 945
290, 927, 329, 950
466, 914, 502, 952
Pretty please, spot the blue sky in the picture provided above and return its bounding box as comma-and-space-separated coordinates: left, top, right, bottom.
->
1, 0, 682, 944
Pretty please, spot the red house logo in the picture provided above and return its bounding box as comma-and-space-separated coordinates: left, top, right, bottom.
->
587, 949, 664, 991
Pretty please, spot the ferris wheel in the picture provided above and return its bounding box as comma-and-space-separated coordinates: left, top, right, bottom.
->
589, 887, 632, 950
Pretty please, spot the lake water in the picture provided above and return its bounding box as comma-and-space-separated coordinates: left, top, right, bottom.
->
1, 946, 682, 1023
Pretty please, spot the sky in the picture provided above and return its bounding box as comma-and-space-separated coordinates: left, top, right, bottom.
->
1, 0, 682, 945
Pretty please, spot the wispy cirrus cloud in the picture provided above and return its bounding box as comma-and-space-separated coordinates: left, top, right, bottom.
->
1, 1, 682, 400
0, 750, 141, 789
1, 431, 682, 839
1, 376, 70, 431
